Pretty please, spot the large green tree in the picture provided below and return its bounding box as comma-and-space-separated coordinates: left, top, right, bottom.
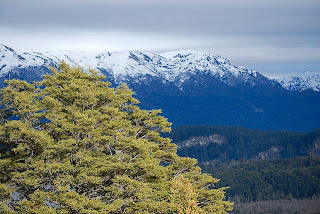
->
0, 63, 232, 213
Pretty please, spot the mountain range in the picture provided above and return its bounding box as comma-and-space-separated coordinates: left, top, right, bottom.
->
1, 44, 320, 131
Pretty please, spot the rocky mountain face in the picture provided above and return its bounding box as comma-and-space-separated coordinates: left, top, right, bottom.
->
1, 44, 320, 131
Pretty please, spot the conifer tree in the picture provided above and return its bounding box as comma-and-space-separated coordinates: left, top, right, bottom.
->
0, 62, 233, 213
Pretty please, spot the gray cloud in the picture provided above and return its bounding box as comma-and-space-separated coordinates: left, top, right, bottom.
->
0, 0, 319, 77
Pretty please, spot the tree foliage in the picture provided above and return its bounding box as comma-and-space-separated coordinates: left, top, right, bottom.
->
200, 156, 320, 202
0, 62, 232, 213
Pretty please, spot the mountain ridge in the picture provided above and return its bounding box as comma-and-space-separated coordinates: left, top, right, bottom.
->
277, 70, 320, 92
1, 44, 312, 91
1, 44, 320, 132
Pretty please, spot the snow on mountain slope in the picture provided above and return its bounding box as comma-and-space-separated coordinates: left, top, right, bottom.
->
2, 44, 318, 92
0, 44, 177, 81
160, 50, 262, 86
0, 44, 263, 85
161, 50, 259, 77
0, 44, 50, 75
277, 71, 320, 92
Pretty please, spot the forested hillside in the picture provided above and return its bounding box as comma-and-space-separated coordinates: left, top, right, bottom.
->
169, 126, 320, 203
170, 126, 320, 162
200, 156, 320, 202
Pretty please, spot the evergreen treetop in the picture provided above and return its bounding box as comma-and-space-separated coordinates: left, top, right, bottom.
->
0, 62, 232, 213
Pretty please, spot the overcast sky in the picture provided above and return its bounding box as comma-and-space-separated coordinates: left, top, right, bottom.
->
1, 0, 319, 77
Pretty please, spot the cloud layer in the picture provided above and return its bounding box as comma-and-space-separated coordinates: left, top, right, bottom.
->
1, 0, 319, 77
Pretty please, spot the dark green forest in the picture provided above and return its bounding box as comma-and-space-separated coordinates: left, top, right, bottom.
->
170, 126, 320, 163
168, 126, 320, 203
200, 156, 320, 202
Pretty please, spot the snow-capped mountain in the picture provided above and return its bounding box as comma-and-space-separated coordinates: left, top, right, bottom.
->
277, 71, 320, 92
0, 44, 263, 87
1, 44, 320, 132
